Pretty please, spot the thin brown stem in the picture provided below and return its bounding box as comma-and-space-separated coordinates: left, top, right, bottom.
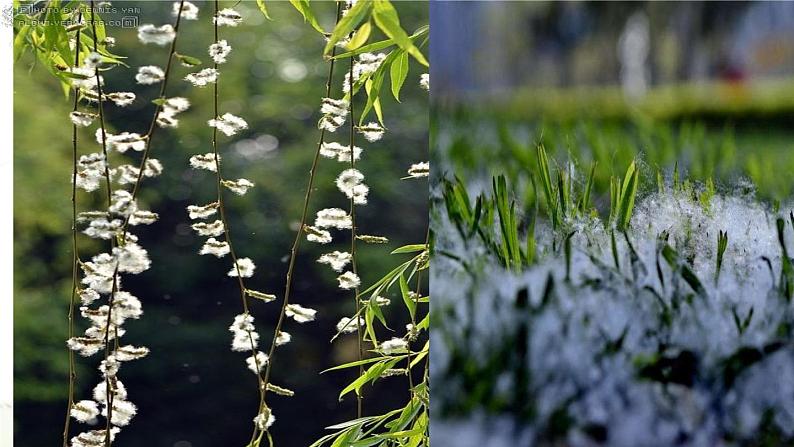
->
62, 9, 83, 447
203, 1, 265, 443
119, 1, 186, 236
259, 0, 344, 422
347, 58, 364, 419
86, 3, 118, 444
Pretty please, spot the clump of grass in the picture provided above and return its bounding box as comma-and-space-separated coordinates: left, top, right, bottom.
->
609, 160, 639, 232
433, 121, 794, 446
716, 230, 728, 284
442, 146, 641, 274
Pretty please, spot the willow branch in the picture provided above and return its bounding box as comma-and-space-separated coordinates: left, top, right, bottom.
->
202, 1, 266, 443
91, 2, 187, 444
62, 9, 83, 447
260, 0, 344, 399
347, 57, 365, 419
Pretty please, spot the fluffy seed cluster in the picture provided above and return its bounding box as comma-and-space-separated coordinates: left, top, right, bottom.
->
214, 8, 242, 27
229, 313, 260, 352
357, 122, 385, 142
185, 68, 219, 87
336, 316, 365, 334
407, 162, 429, 178
70, 111, 98, 127
320, 141, 362, 163
98, 130, 146, 153
315, 208, 352, 230
228, 257, 256, 278
419, 73, 429, 91
208, 112, 248, 137
157, 97, 191, 128
174, 1, 199, 20
221, 178, 255, 195
135, 65, 165, 85
380, 337, 409, 355
137, 24, 175, 46
285, 304, 318, 323
186, 202, 219, 219
189, 152, 220, 172
319, 98, 349, 133
317, 251, 353, 272
337, 271, 361, 290
335, 168, 369, 205
343, 52, 387, 93
209, 39, 232, 64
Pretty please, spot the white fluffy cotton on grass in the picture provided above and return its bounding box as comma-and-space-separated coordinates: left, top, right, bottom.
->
433, 188, 794, 446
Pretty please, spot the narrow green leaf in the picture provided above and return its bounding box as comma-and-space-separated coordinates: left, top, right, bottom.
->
255, 0, 272, 20
617, 161, 639, 231
324, 0, 372, 55
360, 72, 386, 125
175, 53, 202, 66
391, 244, 426, 254
389, 51, 409, 102
371, 0, 428, 66
322, 356, 403, 374
580, 161, 596, 213
399, 274, 415, 319
332, 25, 428, 60
347, 21, 372, 50
289, 0, 325, 34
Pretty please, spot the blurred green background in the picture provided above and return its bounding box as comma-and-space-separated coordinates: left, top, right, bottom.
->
14, 1, 427, 446
431, 1, 794, 204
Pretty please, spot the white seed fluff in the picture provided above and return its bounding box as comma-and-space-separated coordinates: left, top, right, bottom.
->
214, 8, 243, 27
336, 316, 365, 334
173, 1, 199, 20
208, 113, 248, 137
285, 304, 318, 323
228, 257, 256, 278
222, 178, 254, 195
380, 337, 409, 355
137, 24, 175, 45
315, 208, 352, 230
135, 65, 165, 85
337, 271, 361, 290
317, 251, 353, 272
199, 237, 230, 258
185, 68, 219, 87
209, 39, 232, 64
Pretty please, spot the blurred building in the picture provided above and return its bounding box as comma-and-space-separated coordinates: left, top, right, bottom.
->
432, 1, 794, 98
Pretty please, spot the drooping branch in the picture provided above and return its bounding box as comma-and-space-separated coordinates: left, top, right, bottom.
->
347, 56, 365, 419
260, 0, 344, 404
62, 9, 84, 447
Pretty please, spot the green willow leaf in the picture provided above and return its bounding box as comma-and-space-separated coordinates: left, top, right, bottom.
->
175, 53, 201, 66
371, 0, 428, 66
347, 21, 371, 50
389, 51, 409, 102
399, 274, 415, 319
255, 0, 272, 20
391, 244, 427, 254
332, 25, 428, 60
324, 0, 372, 55
289, 0, 325, 34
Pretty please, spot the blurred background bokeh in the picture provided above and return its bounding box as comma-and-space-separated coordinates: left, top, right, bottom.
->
432, 1, 794, 201
14, 2, 427, 446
